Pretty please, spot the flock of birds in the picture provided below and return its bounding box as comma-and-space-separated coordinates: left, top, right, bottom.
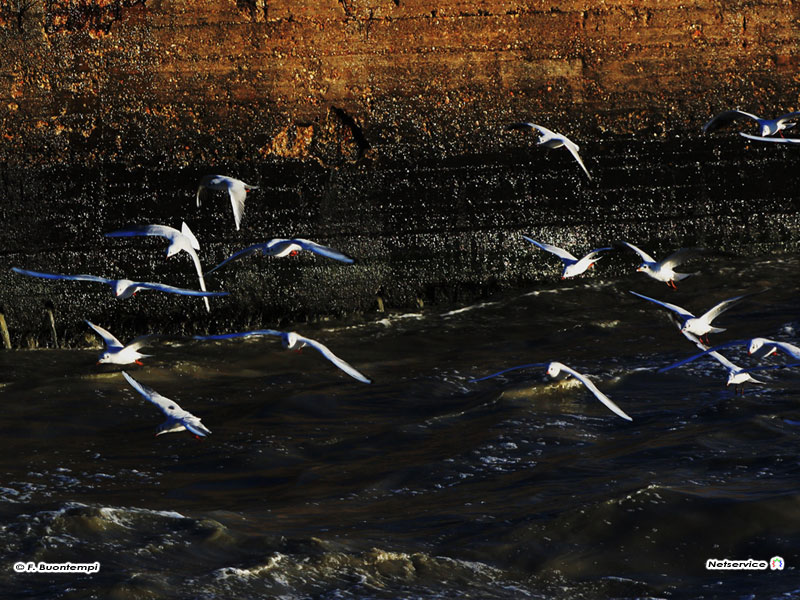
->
9, 109, 800, 435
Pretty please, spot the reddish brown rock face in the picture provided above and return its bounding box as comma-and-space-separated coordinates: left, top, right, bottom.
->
0, 1, 798, 344
1, 0, 798, 164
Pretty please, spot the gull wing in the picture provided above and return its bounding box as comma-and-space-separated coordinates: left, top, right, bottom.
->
122, 371, 168, 411
180, 222, 201, 251
660, 247, 701, 269
522, 236, 578, 263
505, 122, 538, 132
703, 109, 760, 133
287, 239, 354, 263
193, 329, 283, 341
207, 244, 265, 273
105, 224, 178, 239
293, 334, 372, 384
698, 293, 750, 326
134, 281, 228, 297
657, 340, 746, 373
556, 363, 633, 421
468, 362, 549, 383
122, 372, 211, 436
739, 132, 800, 144
766, 340, 800, 360
618, 240, 656, 263
629, 291, 695, 321
126, 334, 163, 352
85, 320, 123, 350
11, 267, 111, 284
561, 138, 592, 180
227, 179, 247, 231
585, 247, 613, 261
776, 111, 800, 126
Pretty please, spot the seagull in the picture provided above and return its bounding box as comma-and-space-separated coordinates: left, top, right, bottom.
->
122, 371, 211, 437
86, 321, 158, 365
703, 109, 800, 137
618, 241, 701, 289
506, 122, 592, 180
523, 236, 612, 279
658, 349, 799, 394
196, 175, 258, 230
739, 132, 800, 144
11, 267, 227, 300
208, 238, 354, 274
194, 329, 371, 384
106, 222, 212, 312
630, 290, 752, 343
749, 337, 800, 360
470, 361, 632, 421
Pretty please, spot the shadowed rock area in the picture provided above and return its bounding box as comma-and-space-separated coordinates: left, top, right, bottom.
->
1, 0, 798, 346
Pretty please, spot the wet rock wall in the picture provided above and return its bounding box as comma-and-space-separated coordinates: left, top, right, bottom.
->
0, 0, 799, 345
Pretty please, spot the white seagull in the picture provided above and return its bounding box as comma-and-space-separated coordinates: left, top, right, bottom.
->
208, 238, 354, 274
618, 241, 700, 289
703, 109, 800, 137
506, 122, 592, 180
749, 337, 800, 360
194, 329, 371, 384
122, 371, 211, 438
196, 175, 258, 230
658, 350, 799, 394
630, 290, 751, 343
469, 361, 632, 421
106, 222, 212, 312
86, 321, 158, 365
11, 267, 227, 300
523, 236, 611, 279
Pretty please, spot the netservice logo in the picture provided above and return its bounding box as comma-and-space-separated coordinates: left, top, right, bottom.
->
770, 556, 785, 571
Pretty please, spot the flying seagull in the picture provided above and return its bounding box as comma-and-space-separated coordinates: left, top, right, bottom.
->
749, 337, 800, 360
523, 236, 612, 279
208, 238, 354, 274
506, 122, 592, 180
122, 371, 212, 437
703, 109, 800, 137
194, 329, 371, 384
658, 349, 799, 394
686, 337, 799, 360
86, 321, 159, 365
630, 290, 752, 343
196, 175, 258, 230
106, 222, 212, 312
11, 267, 227, 300
470, 361, 632, 421
618, 241, 701, 289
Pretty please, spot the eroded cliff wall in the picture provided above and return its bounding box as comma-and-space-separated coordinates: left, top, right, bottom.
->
0, 0, 798, 344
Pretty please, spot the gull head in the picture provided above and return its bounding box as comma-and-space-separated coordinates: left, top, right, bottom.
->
636, 264, 649, 273
283, 332, 301, 350
97, 351, 113, 364
748, 338, 764, 355
113, 279, 136, 299
546, 362, 562, 378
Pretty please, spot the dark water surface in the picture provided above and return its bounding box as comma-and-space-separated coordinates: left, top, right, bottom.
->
1, 254, 799, 599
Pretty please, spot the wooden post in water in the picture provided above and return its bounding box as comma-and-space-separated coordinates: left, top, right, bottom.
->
0, 305, 11, 349
44, 300, 58, 349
